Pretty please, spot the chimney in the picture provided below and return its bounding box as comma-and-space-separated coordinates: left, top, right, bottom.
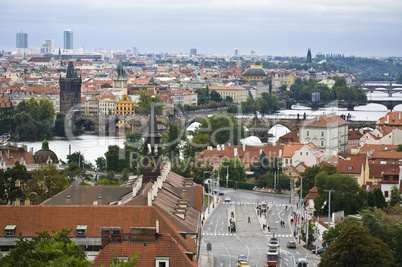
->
156, 220, 159, 234
222, 144, 225, 151
217, 145, 221, 151
234, 148, 238, 157
399, 113, 401, 121
260, 149, 263, 155
242, 143, 246, 151
279, 149, 282, 158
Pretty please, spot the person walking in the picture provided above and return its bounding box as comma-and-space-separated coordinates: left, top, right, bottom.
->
248, 217, 251, 223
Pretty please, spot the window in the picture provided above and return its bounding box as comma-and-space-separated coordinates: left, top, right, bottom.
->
19, 200, 25, 206
306, 131, 309, 136
285, 159, 288, 164
321, 131, 324, 137
306, 152, 309, 156
384, 191, 389, 198
321, 141, 324, 146
76, 225, 87, 237
300, 152, 302, 156
4, 225, 16, 237
155, 257, 169, 267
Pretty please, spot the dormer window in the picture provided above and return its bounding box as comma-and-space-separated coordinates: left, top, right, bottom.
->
5, 225, 16, 237
76, 225, 87, 237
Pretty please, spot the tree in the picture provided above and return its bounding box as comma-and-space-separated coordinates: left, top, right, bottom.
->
53, 112, 66, 136
171, 158, 192, 178
137, 89, 163, 115
210, 90, 222, 103
361, 208, 402, 265
224, 96, 233, 103
124, 134, 143, 174
250, 151, 272, 177
64, 162, 93, 185
397, 144, 402, 152
67, 151, 86, 169
39, 98, 56, 125
319, 223, 398, 267
257, 92, 280, 114
95, 156, 106, 172
314, 172, 367, 216
105, 171, 117, 184
101, 83, 112, 88
373, 187, 387, 209
121, 168, 130, 183
0, 229, 91, 267
25, 163, 68, 204
192, 161, 213, 184
105, 145, 126, 173
389, 185, 402, 207
218, 158, 246, 182
241, 92, 258, 114
193, 113, 246, 147
297, 164, 336, 202
0, 162, 32, 205
162, 122, 183, 160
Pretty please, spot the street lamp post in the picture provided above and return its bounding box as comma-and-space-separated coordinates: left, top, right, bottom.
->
298, 176, 303, 243
226, 165, 229, 188
204, 171, 215, 209
324, 189, 335, 229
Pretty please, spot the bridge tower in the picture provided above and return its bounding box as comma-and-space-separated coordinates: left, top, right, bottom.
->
59, 61, 81, 114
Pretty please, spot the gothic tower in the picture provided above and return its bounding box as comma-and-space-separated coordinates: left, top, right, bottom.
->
142, 95, 162, 184
59, 62, 81, 114
112, 60, 128, 89
307, 48, 312, 64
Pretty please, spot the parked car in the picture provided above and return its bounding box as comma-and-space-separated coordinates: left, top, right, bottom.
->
224, 196, 231, 202
312, 247, 325, 254
287, 241, 296, 248
214, 189, 224, 195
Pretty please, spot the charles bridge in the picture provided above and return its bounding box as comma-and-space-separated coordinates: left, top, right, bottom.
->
67, 111, 377, 141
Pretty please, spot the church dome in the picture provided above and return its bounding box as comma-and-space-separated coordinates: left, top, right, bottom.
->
243, 67, 267, 77
33, 136, 59, 164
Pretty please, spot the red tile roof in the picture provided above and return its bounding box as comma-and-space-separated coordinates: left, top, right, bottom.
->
377, 112, 402, 126
299, 113, 348, 127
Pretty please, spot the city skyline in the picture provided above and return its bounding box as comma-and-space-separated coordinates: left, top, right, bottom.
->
1, 0, 401, 57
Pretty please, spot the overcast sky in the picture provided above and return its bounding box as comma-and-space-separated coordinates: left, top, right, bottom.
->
1, 0, 401, 57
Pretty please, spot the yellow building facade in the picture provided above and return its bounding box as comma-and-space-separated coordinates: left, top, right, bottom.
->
115, 95, 136, 115
209, 86, 248, 103
242, 64, 267, 82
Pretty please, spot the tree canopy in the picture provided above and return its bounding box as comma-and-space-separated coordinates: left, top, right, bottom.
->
319, 222, 398, 267
0, 229, 91, 267
137, 89, 163, 115
218, 158, 246, 182
14, 97, 56, 140
0, 162, 31, 205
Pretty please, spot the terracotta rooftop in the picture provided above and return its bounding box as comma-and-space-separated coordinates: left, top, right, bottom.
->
377, 112, 402, 126
299, 113, 348, 127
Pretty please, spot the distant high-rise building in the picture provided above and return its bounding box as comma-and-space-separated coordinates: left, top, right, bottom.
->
307, 48, 312, 63
132, 47, 138, 57
41, 39, 54, 53
249, 49, 255, 55
190, 48, 197, 56
16, 31, 28, 48
234, 48, 238, 56
64, 30, 73, 50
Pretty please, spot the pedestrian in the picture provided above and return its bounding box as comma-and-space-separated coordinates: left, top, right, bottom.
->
248, 217, 251, 223
285, 205, 288, 211
260, 211, 262, 217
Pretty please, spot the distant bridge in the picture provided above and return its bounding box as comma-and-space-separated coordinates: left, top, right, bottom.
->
68, 113, 377, 140
285, 99, 402, 111
361, 82, 402, 96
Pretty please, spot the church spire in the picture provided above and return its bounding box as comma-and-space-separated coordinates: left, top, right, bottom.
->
116, 60, 126, 80
66, 61, 77, 78
142, 95, 162, 184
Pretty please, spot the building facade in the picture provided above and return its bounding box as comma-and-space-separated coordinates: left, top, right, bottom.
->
299, 114, 348, 159
16, 31, 28, 49
64, 29, 73, 50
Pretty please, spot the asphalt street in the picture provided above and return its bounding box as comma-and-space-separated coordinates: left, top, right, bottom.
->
200, 188, 321, 267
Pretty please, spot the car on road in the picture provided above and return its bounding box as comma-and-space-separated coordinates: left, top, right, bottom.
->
224, 196, 231, 202
214, 189, 224, 195
268, 237, 280, 249
238, 254, 247, 263
237, 261, 250, 267
312, 247, 325, 254
296, 258, 308, 267
287, 241, 296, 248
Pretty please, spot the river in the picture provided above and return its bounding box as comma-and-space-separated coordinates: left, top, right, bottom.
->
17, 91, 402, 163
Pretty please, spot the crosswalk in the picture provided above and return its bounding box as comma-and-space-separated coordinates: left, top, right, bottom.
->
202, 232, 237, 236
267, 234, 292, 238
221, 202, 294, 207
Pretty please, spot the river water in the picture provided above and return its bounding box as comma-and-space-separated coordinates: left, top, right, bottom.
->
17, 91, 402, 163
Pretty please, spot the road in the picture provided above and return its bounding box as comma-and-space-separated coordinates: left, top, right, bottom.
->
200, 188, 321, 267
